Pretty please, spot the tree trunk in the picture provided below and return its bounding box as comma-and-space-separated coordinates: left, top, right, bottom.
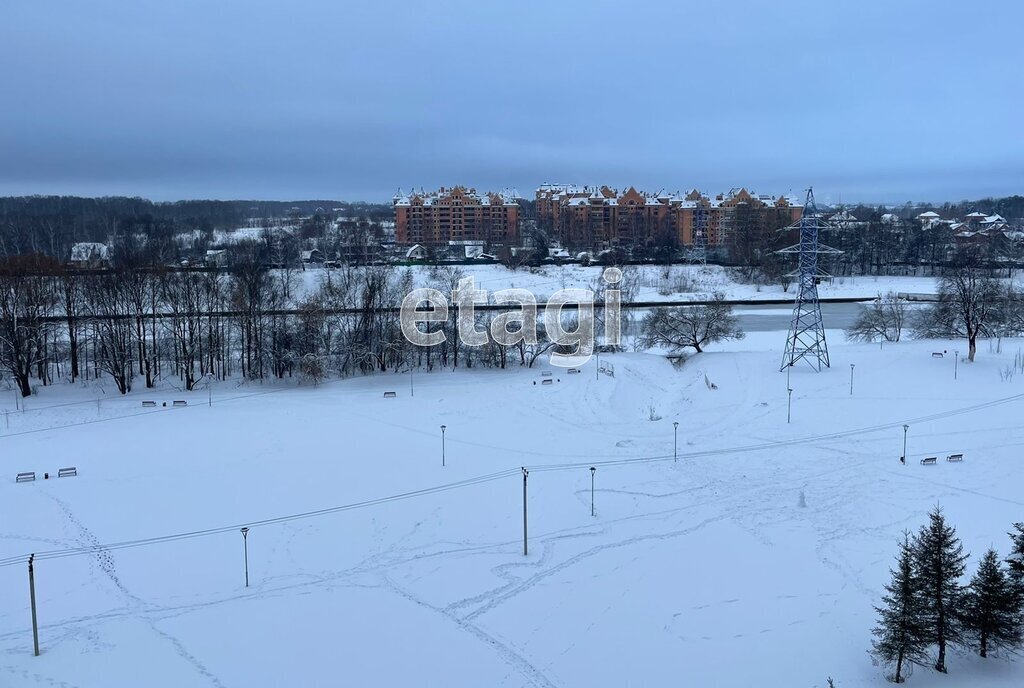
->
895, 646, 904, 683
968, 335, 977, 362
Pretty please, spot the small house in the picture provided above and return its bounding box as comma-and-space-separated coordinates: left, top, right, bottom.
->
69, 242, 111, 269
300, 249, 325, 264
405, 244, 428, 260
205, 249, 229, 267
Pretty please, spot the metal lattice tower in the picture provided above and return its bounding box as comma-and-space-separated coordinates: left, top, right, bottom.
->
777, 188, 842, 372
692, 201, 708, 266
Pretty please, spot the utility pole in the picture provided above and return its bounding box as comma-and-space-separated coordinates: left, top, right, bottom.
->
240, 528, 250, 587
590, 466, 596, 517
28, 554, 39, 656
440, 425, 446, 467
522, 468, 529, 556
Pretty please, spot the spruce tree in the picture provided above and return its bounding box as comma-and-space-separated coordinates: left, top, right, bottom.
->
1007, 523, 1024, 592
963, 548, 1023, 657
913, 506, 968, 673
873, 532, 929, 683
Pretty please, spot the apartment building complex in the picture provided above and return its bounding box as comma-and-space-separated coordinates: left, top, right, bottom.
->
393, 186, 519, 247
535, 184, 803, 251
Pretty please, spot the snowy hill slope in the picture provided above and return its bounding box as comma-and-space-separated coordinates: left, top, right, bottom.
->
2, 337, 1024, 686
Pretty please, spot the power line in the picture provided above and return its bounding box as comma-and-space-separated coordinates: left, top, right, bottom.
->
3, 390, 1020, 569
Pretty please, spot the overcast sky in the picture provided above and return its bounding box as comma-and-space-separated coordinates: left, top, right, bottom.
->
2, 0, 1021, 205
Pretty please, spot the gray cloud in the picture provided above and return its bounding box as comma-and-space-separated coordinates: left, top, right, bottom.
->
1, 0, 1021, 203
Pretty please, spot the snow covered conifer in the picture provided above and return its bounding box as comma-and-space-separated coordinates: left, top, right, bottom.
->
1007, 522, 1024, 590
872, 532, 929, 683
913, 506, 968, 673
963, 548, 1023, 657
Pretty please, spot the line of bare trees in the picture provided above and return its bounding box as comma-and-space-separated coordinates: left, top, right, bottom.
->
0, 252, 588, 398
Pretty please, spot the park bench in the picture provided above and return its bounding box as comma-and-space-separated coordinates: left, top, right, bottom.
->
383, 391, 397, 398
567, 368, 580, 374
946, 453, 964, 462
16, 472, 35, 483
142, 400, 157, 407
541, 379, 553, 385
58, 467, 77, 478
931, 352, 944, 358
172, 400, 187, 407
541, 371, 553, 377
920, 457, 937, 466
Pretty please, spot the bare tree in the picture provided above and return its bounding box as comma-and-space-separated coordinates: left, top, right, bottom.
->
56, 269, 84, 381
913, 254, 1002, 361
162, 271, 207, 390
846, 292, 908, 343
85, 273, 136, 394
639, 294, 744, 354
0, 258, 56, 396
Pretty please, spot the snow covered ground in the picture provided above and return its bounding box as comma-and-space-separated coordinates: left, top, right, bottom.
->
292, 263, 951, 304
2, 331, 1024, 686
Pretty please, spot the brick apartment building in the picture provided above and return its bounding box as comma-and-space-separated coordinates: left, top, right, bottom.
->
535, 184, 802, 251
393, 186, 519, 247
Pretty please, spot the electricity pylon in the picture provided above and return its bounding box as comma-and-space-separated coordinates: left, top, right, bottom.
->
777, 188, 842, 372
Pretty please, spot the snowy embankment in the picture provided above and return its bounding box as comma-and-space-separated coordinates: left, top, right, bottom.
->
290, 262, 947, 305
2, 335, 1024, 686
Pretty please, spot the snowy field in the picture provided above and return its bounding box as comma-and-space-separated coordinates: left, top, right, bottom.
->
3, 332, 1024, 686
291, 263, 950, 304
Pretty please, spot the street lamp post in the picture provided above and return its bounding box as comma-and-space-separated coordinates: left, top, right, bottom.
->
440, 424, 446, 467
522, 468, 529, 556
902, 424, 909, 464
850, 364, 855, 396
28, 554, 39, 656
787, 388, 793, 424
590, 466, 596, 517
410, 362, 415, 397
673, 421, 679, 462
954, 351, 958, 380
206, 373, 213, 407
596, 350, 600, 381
240, 527, 250, 587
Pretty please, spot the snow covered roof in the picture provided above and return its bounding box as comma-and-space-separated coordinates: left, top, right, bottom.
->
396, 186, 518, 208
829, 210, 860, 222
917, 211, 940, 219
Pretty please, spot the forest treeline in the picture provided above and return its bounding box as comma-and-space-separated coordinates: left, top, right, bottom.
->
0, 196, 393, 260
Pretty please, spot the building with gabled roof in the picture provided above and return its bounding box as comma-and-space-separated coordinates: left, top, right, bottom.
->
393, 186, 519, 247
537, 184, 802, 251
